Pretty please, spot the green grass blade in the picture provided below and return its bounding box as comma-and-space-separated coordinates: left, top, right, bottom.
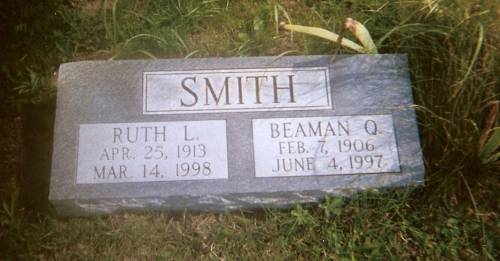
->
452, 24, 484, 98
171, 29, 188, 51
124, 34, 169, 47
274, 5, 279, 34
479, 127, 500, 163
484, 152, 500, 164
103, 0, 110, 40
184, 50, 199, 59
112, 0, 119, 43
275, 4, 293, 39
136, 50, 158, 59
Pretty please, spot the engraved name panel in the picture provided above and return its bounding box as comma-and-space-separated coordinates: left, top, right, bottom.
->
76, 120, 228, 184
252, 115, 401, 177
143, 67, 331, 114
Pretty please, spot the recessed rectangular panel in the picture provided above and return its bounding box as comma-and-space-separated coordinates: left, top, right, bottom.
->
252, 115, 400, 177
143, 67, 331, 114
76, 120, 228, 184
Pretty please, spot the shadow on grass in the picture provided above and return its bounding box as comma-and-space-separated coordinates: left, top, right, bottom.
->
20, 100, 56, 215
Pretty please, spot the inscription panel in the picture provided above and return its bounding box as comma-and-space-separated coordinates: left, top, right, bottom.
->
253, 115, 401, 177
76, 120, 228, 184
143, 67, 330, 114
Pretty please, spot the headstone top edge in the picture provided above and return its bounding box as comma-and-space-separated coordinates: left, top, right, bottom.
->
58, 53, 408, 68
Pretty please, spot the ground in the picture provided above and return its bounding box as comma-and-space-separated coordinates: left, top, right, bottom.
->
0, 0, 498, 259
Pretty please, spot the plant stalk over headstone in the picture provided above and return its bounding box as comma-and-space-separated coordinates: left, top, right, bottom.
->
280, 18, 378, 54
344, 18, 378, 54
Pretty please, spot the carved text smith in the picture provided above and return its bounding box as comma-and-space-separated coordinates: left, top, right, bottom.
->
179, 74, 296, 107
143, 67, 330, 114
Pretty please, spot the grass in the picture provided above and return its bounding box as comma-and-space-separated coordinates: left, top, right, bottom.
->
0, 0, 499, 259
2, 190, 495, 259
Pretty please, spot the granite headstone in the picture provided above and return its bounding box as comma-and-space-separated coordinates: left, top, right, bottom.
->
49, 54, 424, 215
